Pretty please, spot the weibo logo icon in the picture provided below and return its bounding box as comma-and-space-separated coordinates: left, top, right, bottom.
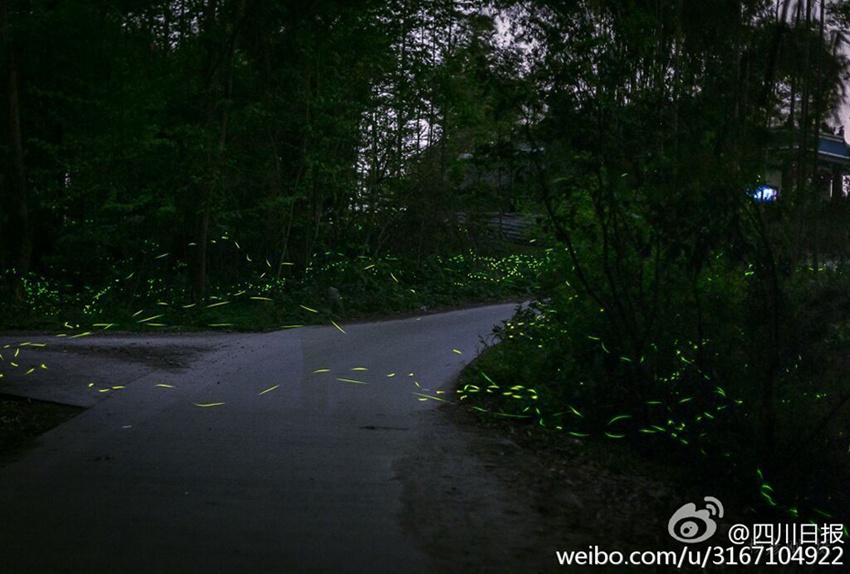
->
667, 497, 724, 544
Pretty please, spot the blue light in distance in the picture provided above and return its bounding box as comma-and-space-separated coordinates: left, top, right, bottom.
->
751, 185, 778, 202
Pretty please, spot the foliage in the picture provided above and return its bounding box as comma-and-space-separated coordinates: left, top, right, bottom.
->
446, 0, 850, 526
3, 0, 850, 531
0, 244, 541, 332
462, 250, 850, 524
2, 0, 528, 301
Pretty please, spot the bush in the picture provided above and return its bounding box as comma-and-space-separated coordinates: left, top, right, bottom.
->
461, 239, 850, 525
0, 246, 544, 332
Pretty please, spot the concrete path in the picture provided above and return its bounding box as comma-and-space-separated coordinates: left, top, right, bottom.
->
0, 304, 520, 573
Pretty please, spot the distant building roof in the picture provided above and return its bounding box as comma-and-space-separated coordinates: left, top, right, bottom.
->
770, 127, 850, 167
817, 134, 850, 163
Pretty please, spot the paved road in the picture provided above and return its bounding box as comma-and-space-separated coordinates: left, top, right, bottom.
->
0, 304, 521, 573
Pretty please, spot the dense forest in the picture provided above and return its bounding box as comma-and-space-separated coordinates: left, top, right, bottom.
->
3, 0, 850, 529
1, 0, 549, 305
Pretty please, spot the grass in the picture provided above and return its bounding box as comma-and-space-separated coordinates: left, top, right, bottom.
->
456, 325, 850, 541
0, 250, 544, 333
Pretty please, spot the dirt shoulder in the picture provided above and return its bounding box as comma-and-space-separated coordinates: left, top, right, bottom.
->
0, 397, 82, 467
397, 403, 681, 573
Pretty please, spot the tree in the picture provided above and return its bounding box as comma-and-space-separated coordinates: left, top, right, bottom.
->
490, 0, 850, 469
0, 0, 31, 301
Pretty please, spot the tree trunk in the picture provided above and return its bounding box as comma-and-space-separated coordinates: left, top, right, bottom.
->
190, 0, 246, 302
0, 0, 31, 302
192, 211, 210, 303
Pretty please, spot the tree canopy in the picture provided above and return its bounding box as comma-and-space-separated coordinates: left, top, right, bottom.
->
2, 0, 846, 292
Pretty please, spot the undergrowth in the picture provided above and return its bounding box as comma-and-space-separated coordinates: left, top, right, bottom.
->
0, 241, 543, 332
456, 252, 850, 537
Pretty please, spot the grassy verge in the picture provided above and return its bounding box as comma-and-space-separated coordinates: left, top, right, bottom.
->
0, 250, 544, 333
455, 345, 695, 485
454, 304, 850, 536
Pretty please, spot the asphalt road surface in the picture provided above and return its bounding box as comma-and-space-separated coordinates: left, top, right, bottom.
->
0, 303, 560, 573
